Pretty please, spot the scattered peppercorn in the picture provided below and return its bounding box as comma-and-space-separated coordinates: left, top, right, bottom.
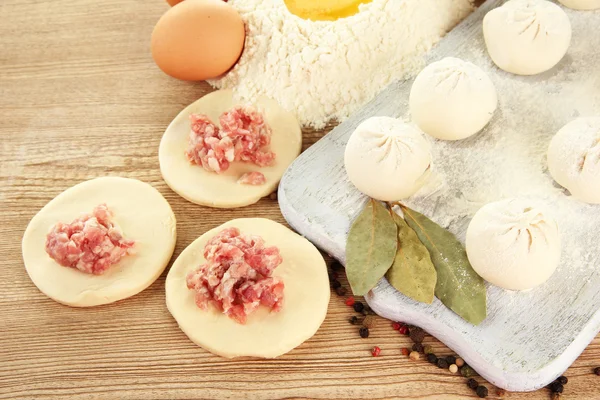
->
449, 364, 458, 373
549, 382, 564, 394
476, 385, 488, 398
557, 376, 568, 385
467, 379, 479, 390
345, 297, 355, 307
424, 345, 434, 354
401, 348, 410, 356
437, 359, 449, 369
353, 302, 365, 313
359, 327, 369, 338
371, 346, 381, 357
455, 357, 465, 367
461, 365, 476, 378
330, 261, 343, 271
409, 327, 425, 343
427, 354, 438, 364
335, 286, 347, 296
269, 191, 278, 201
496, 388, 506, 397
445, 355, 456, 365
409, 351, 420, 361
412, 343, 424, 353
392, 322, 401, 330
551, 392, 561, 400
331, 280, 342, 289
398, 326, 409, 335
362, 315, 376, 329
594, 367, 600, 376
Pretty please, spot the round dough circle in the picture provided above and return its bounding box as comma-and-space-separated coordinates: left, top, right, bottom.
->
166, 218, 330, 358
344, 116, 431, 201
22, 177, 177, 307
483, 0, 572, 76
466, 198, 561, 291
547, 117, 600, 204
558, 0, 600, 10
159, 89, 302, 208
409, 57, 498, 141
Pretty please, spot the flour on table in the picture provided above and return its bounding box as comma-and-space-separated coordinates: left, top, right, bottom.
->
209, 0, 474, 128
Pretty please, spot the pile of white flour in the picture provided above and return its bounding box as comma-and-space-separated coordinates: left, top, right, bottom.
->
210, 0, 474, 128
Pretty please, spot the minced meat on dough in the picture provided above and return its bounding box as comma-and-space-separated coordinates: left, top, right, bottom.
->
186, 227, 284, 324
45, 204, 135, 275
186, 106, 276, 174
237, 171, 267, 185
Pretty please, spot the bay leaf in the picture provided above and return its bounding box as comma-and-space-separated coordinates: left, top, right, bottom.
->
386, 212, 437, 304
346, 199, 397, 296
401, 205, 487, 325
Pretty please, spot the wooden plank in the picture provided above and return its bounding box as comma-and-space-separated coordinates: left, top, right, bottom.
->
1, 0, 599, 399
279, 0, 600, 392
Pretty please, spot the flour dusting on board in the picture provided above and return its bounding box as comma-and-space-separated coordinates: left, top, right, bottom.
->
210, 0, 474, 128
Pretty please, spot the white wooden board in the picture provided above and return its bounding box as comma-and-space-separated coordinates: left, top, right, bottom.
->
278, 0, 600, 392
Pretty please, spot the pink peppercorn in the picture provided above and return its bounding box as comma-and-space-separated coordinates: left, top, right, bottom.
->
371, 346, 381, 357
399, 326, 409, 335
392, 322, 401, 330
345, 297, 355, 307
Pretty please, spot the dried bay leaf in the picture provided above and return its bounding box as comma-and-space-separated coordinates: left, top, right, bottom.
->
386, 212, 437, 304
401, 205, 487, 325
346, 199, 398, 296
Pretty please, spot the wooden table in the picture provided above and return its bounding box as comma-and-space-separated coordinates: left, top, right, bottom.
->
1, 1, 599, 398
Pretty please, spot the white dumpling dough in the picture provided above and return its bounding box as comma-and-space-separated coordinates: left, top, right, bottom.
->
466, 198, 561, 291
409, 57, 498, 141
548, 117, 600, 204
166, 218, 330, 358
558, 0, 600, 10
22, 177, 177, 307
344, 117, 432, 201
483, 0, 572, 76
159, 89, 302, 208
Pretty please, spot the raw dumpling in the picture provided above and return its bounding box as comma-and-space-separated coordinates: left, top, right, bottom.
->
466, 198, 561, 291
344, 117, 431, 201
483, 0, 571, 75
558, 0, 600, 10
409, 57, 497, 141
547, 117, 600, 204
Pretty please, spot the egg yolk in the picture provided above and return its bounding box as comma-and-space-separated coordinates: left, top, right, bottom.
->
284, 0, 373, 21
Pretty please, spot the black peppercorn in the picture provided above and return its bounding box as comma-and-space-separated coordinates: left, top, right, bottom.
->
353, 301, 364, 313
437, 359, 449, 369
335, 286, 347, 296
412, 343, 424, 353
330, 261, 343, 271
331, 280, 342, 289
467, 379, 478, 390
349, 316, 359, 325
427, 354, 438, 364
409, 327, 425, 343
594, 367, 600, 376
476, 385, 488, 398
549, 382, 564, 394
445, 355, 456, 365
557, 376, 568, 385
359, 327, 369, 338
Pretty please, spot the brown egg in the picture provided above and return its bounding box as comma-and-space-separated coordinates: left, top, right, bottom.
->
151, 0, 245, 81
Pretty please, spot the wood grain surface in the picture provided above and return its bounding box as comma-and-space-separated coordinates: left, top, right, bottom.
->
0, 0, 599, 399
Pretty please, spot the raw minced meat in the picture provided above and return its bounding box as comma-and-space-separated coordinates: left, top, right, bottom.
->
186, 227, 284, 324
185, 106, 276, 174
45, 204, 135, 275
237, 171, 266, 185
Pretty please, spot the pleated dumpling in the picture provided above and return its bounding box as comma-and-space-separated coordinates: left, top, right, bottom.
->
466, 198, 561, 291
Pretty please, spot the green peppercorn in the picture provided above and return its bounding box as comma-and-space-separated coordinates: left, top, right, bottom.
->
349, 316, 359, 325
423, 345, 434, 354
335, 286, 347, 296
353, 302, 364, 313
461, 365, 476, 378
427, 354, 438, 364
467, 379, 478, 390
549, 382, 564, 394
409, 327, 425, 344
412, 343, 424, 353
359, 327, 369, 338
445, 355, 456, 365
437, 359, 449, 369
557, 376, 568, 385
476, 385, 488, 398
